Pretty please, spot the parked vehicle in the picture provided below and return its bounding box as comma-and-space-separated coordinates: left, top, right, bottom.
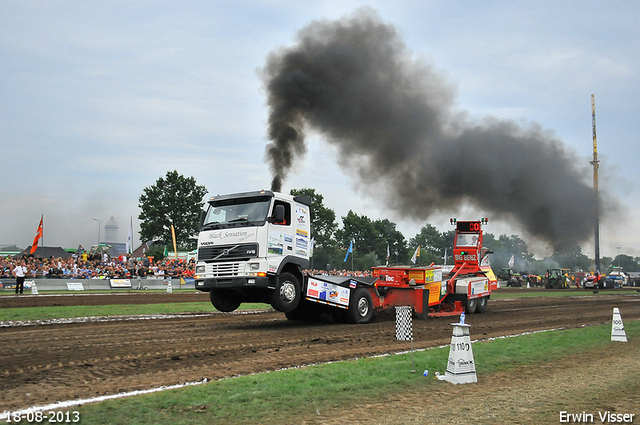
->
584, 271, 606, 289
497, 267, 523, 287
606, 267, 628, 288
544, 268, 570, 289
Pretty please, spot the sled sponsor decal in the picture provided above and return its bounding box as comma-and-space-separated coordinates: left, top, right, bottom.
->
306, 278, 350, 307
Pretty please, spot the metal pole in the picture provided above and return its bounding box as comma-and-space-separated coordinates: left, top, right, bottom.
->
92, 217, 101, 244
411, 338, 415, 373
590, 94, 601, 272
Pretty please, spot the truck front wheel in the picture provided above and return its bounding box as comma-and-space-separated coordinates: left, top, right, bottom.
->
209, 289, 241, 312
270, 272, 301, 313
348, 288, 374, 324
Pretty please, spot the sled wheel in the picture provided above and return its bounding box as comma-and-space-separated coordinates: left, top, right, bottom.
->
476, 296, 488, 313
465, 297, 478, 314
348, 288, 374, 324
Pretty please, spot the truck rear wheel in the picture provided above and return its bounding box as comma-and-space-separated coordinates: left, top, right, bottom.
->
348, 288, 373, 324
270, 272, 301, 313
465, 297, 477, 314
209, 289, 241, 312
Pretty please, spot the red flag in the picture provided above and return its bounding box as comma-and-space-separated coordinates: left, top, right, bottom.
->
29, 216, 43, 254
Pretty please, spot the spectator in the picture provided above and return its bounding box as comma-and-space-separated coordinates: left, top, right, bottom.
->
12, 261, 28, 294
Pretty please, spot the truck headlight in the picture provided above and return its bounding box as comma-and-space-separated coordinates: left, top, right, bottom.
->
249, 263, 260, 271
196, 265, 205, 274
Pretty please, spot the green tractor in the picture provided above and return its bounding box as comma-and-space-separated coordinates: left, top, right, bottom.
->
498, 267, 523, 287
545, 268, 570, 289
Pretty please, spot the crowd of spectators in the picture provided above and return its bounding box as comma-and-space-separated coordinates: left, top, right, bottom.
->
1, 252, 373, 282
1, 250, 195, 281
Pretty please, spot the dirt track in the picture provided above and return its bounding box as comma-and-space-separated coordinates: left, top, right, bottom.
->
1, 289, 640, 414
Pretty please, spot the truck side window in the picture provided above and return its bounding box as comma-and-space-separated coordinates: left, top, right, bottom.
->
273, 201, 291, 225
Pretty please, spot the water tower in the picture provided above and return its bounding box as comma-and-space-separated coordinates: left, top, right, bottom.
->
104, 216, 119, 243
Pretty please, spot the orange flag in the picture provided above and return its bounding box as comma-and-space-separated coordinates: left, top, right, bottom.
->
29, 216, 43, 254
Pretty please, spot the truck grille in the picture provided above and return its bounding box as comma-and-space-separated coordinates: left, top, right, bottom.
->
198, 243, 258, 262
208, 262, 241, 278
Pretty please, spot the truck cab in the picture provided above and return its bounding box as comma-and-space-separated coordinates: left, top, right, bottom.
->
194, 190, 311, 313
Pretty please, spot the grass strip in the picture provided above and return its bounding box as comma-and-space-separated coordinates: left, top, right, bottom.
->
74, 320, 639, 425
0, 303, 270, 322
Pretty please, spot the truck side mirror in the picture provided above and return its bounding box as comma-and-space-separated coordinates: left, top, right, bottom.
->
199, 210, 206, 230
272, 205, 285, 224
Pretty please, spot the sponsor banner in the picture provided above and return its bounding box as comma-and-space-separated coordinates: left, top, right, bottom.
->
469, 279, 489, 297
295, 237, 308, 250
455, 253, 478, 262
66, 282, 85, 291
426, 268, 443, 283
408, 270, 424, 282
294, 228, 309, 258
295, 206, 308, 226
375, 269, 408, 286
110, 279, 132, 288
268, 231, 285, 255
306, 277, 350, 307
203, 229, 257, 245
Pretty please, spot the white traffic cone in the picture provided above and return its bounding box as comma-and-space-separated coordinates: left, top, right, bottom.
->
611, 307, 627, 342
30, 281, 38, 295
167, 280, 172, 293
444, 315, 477, 384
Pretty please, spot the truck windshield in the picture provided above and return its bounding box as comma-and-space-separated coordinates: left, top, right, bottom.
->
456, 233, 479, 247
204, 196, 271, 228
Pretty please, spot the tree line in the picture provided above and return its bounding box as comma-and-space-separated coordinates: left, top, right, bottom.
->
137, 171, 640, 274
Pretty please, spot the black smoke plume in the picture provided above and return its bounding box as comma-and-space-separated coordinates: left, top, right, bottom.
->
262, 8, 598, 246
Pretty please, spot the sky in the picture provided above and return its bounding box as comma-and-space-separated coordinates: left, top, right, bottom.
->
1, 0, 639, 260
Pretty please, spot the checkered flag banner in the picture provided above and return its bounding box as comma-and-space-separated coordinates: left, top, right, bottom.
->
395, 306, 413, 341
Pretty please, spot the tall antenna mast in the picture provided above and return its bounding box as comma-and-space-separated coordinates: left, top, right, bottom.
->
590, 94, 601, 272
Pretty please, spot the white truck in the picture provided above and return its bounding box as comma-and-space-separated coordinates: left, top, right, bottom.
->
194, 190, 312, 313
